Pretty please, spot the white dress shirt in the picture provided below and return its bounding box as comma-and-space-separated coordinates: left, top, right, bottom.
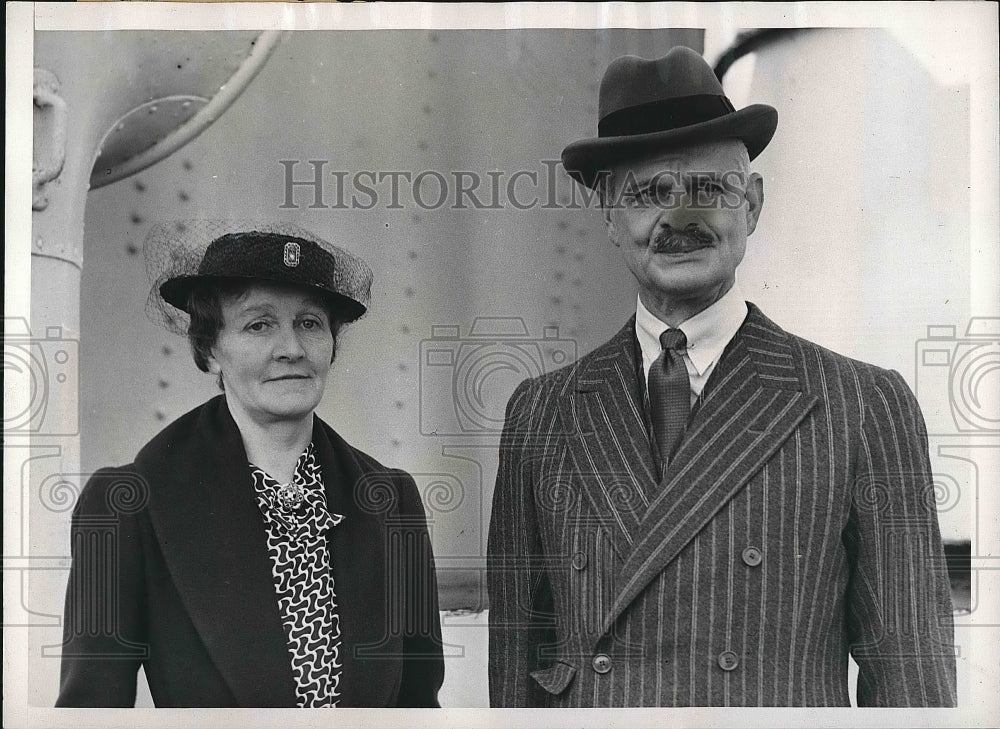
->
635, 282, 749, 406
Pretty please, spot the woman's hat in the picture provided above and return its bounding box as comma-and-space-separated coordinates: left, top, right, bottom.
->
561, 46, 778, 189
146, 221, 373, 333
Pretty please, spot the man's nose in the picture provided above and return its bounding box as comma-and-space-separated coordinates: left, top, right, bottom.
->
657, 189, 704, 230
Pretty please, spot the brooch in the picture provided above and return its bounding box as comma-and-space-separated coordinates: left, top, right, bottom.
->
276, 482, 305, 511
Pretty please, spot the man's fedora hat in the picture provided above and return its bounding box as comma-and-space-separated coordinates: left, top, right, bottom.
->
157, 227, 372, 323
561, 46, 778, 189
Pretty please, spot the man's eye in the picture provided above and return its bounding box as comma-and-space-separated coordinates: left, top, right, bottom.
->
299, 318, 321, 330
696, 180, 723, 194
624, 188, 651, 206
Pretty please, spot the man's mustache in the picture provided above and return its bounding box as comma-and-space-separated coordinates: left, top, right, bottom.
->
651, 224, 714, 253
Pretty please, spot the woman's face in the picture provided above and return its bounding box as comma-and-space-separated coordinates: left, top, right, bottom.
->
206, 282, 335, 426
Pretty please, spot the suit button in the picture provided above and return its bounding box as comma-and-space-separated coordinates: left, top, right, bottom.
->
741, 546, 763, 567
571, 552, 588, 570
717, 650, 739, 671
592, 653, 612, 674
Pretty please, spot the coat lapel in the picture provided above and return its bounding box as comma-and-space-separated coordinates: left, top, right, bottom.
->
600, 304, 820, 637
138, 396, 297, 706
139, 398, 397, 707
557, 319, 659, 559
311, 421, 395, 708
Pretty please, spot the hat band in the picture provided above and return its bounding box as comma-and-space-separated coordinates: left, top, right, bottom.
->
598, 94, 737, 138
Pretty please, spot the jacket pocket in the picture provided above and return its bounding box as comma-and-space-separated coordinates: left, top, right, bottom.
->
529, 661, 577, 695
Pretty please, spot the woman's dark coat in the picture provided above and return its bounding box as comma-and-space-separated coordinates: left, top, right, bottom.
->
56, 395, 444, 707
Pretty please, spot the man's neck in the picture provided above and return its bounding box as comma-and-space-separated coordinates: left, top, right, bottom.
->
639, 280, 735, 328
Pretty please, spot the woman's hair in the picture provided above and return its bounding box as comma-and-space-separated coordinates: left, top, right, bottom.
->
186, 279, 344, 390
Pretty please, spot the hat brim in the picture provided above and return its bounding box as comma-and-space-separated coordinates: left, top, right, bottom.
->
159, 274, 367, 323
561, 104, 777, 190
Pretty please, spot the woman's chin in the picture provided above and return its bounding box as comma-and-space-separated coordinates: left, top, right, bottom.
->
271, 401, 320, 421
242, 395, 322, 423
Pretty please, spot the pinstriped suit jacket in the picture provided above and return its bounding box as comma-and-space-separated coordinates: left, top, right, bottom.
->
487, 303, 956, 707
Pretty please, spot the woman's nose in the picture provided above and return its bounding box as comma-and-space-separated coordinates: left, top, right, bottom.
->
274, 325, 305, 359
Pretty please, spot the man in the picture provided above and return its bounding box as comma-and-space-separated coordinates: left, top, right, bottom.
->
487, 46, 956, 707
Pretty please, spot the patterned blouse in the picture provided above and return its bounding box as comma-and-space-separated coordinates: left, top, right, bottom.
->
249, 444, 343, 708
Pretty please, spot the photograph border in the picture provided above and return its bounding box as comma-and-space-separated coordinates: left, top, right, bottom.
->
6, 2, 999, 727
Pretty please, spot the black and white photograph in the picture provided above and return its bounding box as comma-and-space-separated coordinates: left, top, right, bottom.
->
4, 2, 999, 727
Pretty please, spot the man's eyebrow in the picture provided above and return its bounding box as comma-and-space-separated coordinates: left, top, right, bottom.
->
624, 173, 675, 190
637, 170, 721, 185
684, 170, 727, 180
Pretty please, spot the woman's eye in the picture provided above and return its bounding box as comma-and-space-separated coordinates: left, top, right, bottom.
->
246, 320, 269, 332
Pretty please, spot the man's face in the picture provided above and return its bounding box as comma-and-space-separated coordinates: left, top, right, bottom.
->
603, 140, 764, 317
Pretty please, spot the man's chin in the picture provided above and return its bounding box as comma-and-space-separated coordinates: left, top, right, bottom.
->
647, 253, 717, 281
644, 268, 730, 300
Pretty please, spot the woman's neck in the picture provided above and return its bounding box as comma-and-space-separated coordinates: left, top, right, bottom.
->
225, 399, 314, 484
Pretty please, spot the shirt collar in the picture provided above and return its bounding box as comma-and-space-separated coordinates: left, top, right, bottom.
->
635, 281, 748, 376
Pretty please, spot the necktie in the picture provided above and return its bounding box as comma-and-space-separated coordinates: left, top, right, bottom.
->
648, 328, 690, 471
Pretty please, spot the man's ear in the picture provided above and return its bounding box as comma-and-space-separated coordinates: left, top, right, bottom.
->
599, 178, 613, 224
599, 177, 622, 246
603, 203, 623, 248
745, 172, 764, 235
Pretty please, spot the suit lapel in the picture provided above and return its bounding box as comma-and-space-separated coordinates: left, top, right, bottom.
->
139, 396, 297, 706
557, 320, 659, 558
600, 305, 820, 637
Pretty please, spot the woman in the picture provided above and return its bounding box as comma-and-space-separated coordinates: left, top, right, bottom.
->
56, 223, 444, 707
